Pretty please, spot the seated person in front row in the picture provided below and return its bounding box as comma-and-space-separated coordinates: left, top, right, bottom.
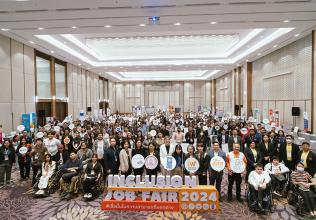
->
248, 164, 271, 212
59, 152, 83, 200
291, 162, 316, 217
83, 154, 103, 199
34, 154, 56, 196
264, 156, 289, 196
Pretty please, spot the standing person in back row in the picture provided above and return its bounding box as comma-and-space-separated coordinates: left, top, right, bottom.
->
228, 128, 243, 152
279, 135, 299, 171
226, 143, 247, 202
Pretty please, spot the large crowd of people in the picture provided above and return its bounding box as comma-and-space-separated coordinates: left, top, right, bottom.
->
0, 111, 316, 216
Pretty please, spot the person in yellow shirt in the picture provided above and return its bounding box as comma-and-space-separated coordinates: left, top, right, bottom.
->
298, 142, 316, 176
279, 135, 299, 171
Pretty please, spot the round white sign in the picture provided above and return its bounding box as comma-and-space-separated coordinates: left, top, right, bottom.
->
203, 126, 208, 131
19, 146, 28, 155
53, 126, 60, 133
131, 154, 145, 169
263, 118, 270, 124
230, 157, 246, 173
68, 123, 75, 130
36, 132, 44, 139
144, 155, 158, 170
184, 157, 200, 173
223, 125, 228, 130
240, 128, 248, 135
150, 130, 157, 137
162, 156, 176, 171
210, 156, 226, 172
17, 125, 25, 132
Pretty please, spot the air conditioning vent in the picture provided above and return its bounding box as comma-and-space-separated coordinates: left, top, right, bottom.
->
274, 0, 311, 3
98, 6, 133, 10
141, 5, 176, 9
229, 1, 266, 5
15, 9, 49, 13
56, 8, 90, 11
184, 3, 221, 7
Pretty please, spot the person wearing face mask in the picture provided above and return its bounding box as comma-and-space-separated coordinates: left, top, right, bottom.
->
173, 127, 184, 144
279, 135, 299, 171
248, 164, 271, 212
291, 162, 316, 217
0, 140, 16, 188
297, 142, 316, 177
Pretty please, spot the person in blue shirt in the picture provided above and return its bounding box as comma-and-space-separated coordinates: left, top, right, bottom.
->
172, 144, 184, 177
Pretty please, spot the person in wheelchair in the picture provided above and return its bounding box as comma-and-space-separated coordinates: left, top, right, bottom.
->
291, 162, 316, 217
34, 153, 56, 197
59, 152, 83, 200
264, 156, 289, 197
82, 153, 103, 200
248, 163, 272, 213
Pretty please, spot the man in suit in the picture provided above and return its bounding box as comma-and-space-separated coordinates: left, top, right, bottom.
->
159, 136, 175, 175
297, 142, 316, 176
244, 128, 259, 148
104, 137, 120, 175
217, 129, 229, 149
278, 135, 299, 171
228, 128, 243, 152
208, 141, 226, 201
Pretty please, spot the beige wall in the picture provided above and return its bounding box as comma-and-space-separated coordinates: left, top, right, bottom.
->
216, 72, 233, 114
252, 34, 312, 129
0, 34, 35, 133
109, 81, 211, 113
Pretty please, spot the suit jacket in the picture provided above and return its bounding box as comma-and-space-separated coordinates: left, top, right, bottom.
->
297, 150, 316, 176
104, 146, 120, 174
244, 147, 262, 170
259, 142, 276, 163
119, 148, 132, 173
279, 143, 300, 170
195, 152, 210, 175
228, 135, 243, 152
208, 149, 226, 172
217, 134, 229, 148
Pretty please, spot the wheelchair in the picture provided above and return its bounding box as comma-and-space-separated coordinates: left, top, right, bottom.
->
59, 171, 84, 200
246, 183, 274, 215
82, 174, 105, 201
33, 168, 63, 197
287, 183, 316, 216
270, 172, 289, 198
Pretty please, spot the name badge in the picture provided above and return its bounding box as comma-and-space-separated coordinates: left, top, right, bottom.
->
34, 154, 39, 160
91, 170, 95, 175
4, 155, 9, 161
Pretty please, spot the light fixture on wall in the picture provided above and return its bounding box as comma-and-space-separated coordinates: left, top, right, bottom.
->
104, 25, 112, 28
1, 28, 10, 31
52, 96, 56, 100
210, 21, 217, 25
35, 96, 38, 103
38, 27, 44, 30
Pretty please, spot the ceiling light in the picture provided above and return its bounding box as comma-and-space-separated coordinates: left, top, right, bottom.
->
38, 27, 44, 30
174, 22, 181, 26
273, 45, 278, 48
257, 53, 261, 56
246, 59, 249, 62
210, 21, 217, 25
295, 34, 300, 37
78, 63, 82, 66
71, 26, 77, 29
50, 50, 54, 53
29, 41, 34, 44
139, 24, 146, 27
1, 28, 10, 31
283, 20, 290, 23
104, 25, 112, 28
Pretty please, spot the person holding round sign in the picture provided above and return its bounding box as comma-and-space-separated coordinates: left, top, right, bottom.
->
118, 140, 133, 177
226, 143, 247, 202
145, 142, 160, 181
132, 139, 146, 177
184, 145, 198, 176
171, 144, 184, 177
208, 141, 226, 201
16, 137, 32, 181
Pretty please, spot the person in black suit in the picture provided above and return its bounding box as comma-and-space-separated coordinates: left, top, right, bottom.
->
228, 128, 243, 152
259, 134, 276, 167
217, 129, 229, 149
104, 137, 120, 175
195, 143, 210, 185
279, 135, 299, 171
244, 141, 262, 182
55, 144, 70, 169
244, 128, 259, 148
297, 142, 316, 176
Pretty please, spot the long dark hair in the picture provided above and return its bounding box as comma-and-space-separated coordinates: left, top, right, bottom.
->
172, 144, 183, 157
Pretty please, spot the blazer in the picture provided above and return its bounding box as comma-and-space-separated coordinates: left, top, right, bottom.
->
228, 135, 243, 152
279, 143, 300, 170
217, 134, 229, 148
244, 147, 262, 169
104, 146, 120, 174
259, 142, 276, 159
208, 149, 226, 172
297, 150, 316, 176
0, 146, 16, 164
195, 152, 210, 175
119, 148, 133, 173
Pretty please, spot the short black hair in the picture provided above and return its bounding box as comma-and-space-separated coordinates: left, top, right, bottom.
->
255, 163, 263, 168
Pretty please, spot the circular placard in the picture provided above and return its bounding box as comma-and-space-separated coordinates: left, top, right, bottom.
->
19, 146, 28, 155
263, 118, 270, 125
54, 126, 60, 132
64, 137, 70, 144
150, 130, 157, 137
210, 156, 226, 172
223, 125, 228, 130
44, 124, 51, 131
184, 157, 200, 173
240, 128, 248, 135
215, 126, 220, 131
162, 156, 176, 171
36, 132, 44, 139
144, 155, 158, 170
230, 157, 246, 173
131, 154, 145, 169
203, 126, 208, 131
17, 125, 25, 132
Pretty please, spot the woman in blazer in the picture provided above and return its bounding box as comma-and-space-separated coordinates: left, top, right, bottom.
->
119, 140, 133, 176
245, 141, 262, 182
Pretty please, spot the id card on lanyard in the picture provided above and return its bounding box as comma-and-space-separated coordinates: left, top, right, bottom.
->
4, 149, 9, 161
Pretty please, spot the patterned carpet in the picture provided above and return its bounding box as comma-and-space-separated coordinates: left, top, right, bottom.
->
0, 168, 306, 220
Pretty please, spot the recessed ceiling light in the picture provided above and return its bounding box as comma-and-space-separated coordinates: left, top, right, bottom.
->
174, 22, 181, 26
210, 21, 217, 25
295, 34, 300, 37
257, 53, 261, 56
50, 50, 54, 53
78, 63, 82, 66
29, 41, 34, 44
1, 28, 10, 31
38, 27, 44, 30
246, 59, 249, 62
273, 45, 278, 48
119, 66, 123, 68
139, 24, 146, 27
104, 25, 112, 28
71, 26, 77, 29
283, 20, 290, 23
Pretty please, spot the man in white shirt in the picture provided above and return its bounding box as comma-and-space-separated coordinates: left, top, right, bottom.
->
44, 131, 62, 161
159, 136, 175, 175
264, 156, 289, 196
248, 164, 271, 211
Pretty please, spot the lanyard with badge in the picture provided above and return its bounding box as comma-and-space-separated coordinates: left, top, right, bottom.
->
4, 149, 9, 161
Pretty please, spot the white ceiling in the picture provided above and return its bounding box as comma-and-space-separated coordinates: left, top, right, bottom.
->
1, 0, 316, 81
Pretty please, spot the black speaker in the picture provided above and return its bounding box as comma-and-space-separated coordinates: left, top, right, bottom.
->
38, 110, 45, 117
292, 107, 300, 116
87, 107, 92, 112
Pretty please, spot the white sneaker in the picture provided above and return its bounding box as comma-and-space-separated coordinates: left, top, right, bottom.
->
273, 191, 282, 197
88, 193, 92, 198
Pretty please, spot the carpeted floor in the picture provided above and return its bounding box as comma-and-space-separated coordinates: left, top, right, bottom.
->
0, 168, 306, 220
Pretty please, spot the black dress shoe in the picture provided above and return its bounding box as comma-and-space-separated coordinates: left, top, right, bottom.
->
227, 196, 233, 202
237, 198, 243, 203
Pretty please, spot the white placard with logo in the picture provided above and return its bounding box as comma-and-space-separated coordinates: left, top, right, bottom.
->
184, 157, 200, 173
162, 156, 176, 171
131, 154, 145, 169
19, 146, 28, 155
230, 157, 246, 173
144, 155, 158, 170
222, 143, 229, 153
210, 156, 226, 172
